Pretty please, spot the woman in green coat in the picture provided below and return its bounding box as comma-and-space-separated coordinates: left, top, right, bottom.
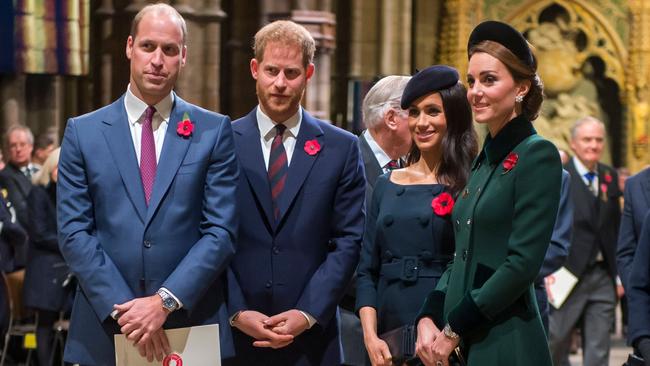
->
415, 21, 562, 366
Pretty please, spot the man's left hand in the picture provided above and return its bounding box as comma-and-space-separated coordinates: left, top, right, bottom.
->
114, 295, 169, 345
264, 309, 310, 338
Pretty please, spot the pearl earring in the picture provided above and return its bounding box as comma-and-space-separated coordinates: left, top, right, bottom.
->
515, 95, 524, 103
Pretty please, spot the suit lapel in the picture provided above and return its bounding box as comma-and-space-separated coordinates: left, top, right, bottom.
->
235, 110, 275, 226
276, 112, 323, 223
566, 161, 597, 228
641, 170, 650, 211
145, 95, 192, 225
359, 132, 383, 188
101, 96, 147, 222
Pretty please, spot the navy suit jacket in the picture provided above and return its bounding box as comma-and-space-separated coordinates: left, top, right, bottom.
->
627, 210, 650, 346
227, 108, 365, 365
618, 167, 650, 289
57, 94, 239, 365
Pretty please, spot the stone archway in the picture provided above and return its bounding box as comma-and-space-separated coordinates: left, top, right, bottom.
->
503, 0, 628, 166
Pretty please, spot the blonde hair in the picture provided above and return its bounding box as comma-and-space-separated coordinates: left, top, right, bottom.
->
253, 20, 315, 67
33, 147, 60, 186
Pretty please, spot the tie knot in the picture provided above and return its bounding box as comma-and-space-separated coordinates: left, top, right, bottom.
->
385, 160, 399, 170
274, 124, 286, 136
143, 106, 156, 124
584, 171, 596, 183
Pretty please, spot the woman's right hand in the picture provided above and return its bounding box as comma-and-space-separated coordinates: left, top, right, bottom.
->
364, 335, 393, 366
415, 317, 440, 366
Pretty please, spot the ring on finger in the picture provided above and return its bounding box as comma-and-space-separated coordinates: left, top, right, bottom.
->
436, 361, 443, 366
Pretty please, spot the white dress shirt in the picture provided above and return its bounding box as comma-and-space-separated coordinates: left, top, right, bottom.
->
363, 129, 393, 173
256, 106, 302, 170
124, 85, 172, 165
572, 156, 599, 195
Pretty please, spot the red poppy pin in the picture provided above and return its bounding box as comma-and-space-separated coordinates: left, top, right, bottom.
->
502, 152, 519, 174
176, 112, 194, 138
432, 192, 454, 217
304, 139, 321, 156
604, 173, 612, 184
163, 353, 183, 366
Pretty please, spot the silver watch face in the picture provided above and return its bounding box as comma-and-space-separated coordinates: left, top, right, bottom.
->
162, 296, 176, 310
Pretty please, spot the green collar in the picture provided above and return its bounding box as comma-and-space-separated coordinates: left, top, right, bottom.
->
473, 115, 536, 169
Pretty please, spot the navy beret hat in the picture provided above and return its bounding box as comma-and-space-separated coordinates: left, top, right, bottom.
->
400, 65, 459, 109
467, 20, 535, 69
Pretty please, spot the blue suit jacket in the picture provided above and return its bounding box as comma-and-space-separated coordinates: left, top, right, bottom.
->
618, 167, 650, 289
627, 210, 650, 346
57, 94, 239, 365
227, 108, 365, 365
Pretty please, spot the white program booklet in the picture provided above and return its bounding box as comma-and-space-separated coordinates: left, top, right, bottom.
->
115, 324, 221, 366
546, 266, 579, 309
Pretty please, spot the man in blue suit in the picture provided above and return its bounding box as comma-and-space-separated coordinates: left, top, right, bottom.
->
226, 20, 365, 365
57, 4, 238, 365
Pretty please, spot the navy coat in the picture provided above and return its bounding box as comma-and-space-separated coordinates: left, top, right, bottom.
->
24, 183, 72, 312
618, 167, 650, 289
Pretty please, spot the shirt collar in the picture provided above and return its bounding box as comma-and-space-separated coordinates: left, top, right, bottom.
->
363, 130, 392, 169
475, 114, 536, 168
124, 84, 174, 125
572, 156, 596, 177
256, 106, 302, 140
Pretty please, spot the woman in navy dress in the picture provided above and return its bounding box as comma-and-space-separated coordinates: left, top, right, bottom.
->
356, 65, 478, 366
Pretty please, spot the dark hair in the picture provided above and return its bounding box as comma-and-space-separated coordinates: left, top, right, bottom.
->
469, 40, 543, 120
34, 132, 55, 150
406, 82, 478, 195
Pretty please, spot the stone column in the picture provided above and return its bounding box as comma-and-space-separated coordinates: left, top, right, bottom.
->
378, 0, 411, 76
626, 0, 650, 172
269, 10, 336, 121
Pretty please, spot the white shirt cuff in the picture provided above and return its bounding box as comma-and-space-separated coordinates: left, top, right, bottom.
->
160, 287, 184, 309
299, 310, 317, 329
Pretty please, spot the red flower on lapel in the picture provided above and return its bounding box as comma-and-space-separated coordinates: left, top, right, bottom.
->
304, 139, 321, 156
502, 152, 519, 174
176, 112, 193, 138
432, 192, 454, 217
600, 183, 608, 194
604, 173, 612, 184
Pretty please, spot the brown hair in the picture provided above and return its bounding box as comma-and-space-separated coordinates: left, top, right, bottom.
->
469, 40, 543, 120
253, 20, 315, 68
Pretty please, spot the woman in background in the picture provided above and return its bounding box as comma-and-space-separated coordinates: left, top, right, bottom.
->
23, 148, 73, 366
356, 65, 477, 366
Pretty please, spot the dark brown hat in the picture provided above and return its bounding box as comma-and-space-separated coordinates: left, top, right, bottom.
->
400, 65, 459, 109
467, 20, 535, 69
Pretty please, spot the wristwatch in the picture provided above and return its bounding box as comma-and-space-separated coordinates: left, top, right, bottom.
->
443, 323, 460, 340
157, 288, 179, 313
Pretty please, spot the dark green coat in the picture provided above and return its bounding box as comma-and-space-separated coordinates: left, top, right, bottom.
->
418, 116, 561, 365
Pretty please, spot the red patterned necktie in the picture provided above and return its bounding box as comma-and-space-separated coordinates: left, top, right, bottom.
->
140, 106, 157, 205
268, 124, 288, 220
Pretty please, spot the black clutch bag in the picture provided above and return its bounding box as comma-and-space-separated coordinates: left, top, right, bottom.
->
624, 353, 645, 366
379, 325, 467, 366
379, 325, 417, 364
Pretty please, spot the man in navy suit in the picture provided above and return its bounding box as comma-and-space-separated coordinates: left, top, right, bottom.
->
627, 210, 650, 362
618, 166, 650, 290
57, 4, 238, 365
227, 20, 365, 365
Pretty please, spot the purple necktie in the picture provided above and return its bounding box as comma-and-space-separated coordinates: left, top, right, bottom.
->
140, 106, 157, 205
268, 124, 288, 220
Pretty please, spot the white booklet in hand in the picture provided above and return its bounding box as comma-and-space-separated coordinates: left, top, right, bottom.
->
546, 266, 579, 309
115, 324, 221, 366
